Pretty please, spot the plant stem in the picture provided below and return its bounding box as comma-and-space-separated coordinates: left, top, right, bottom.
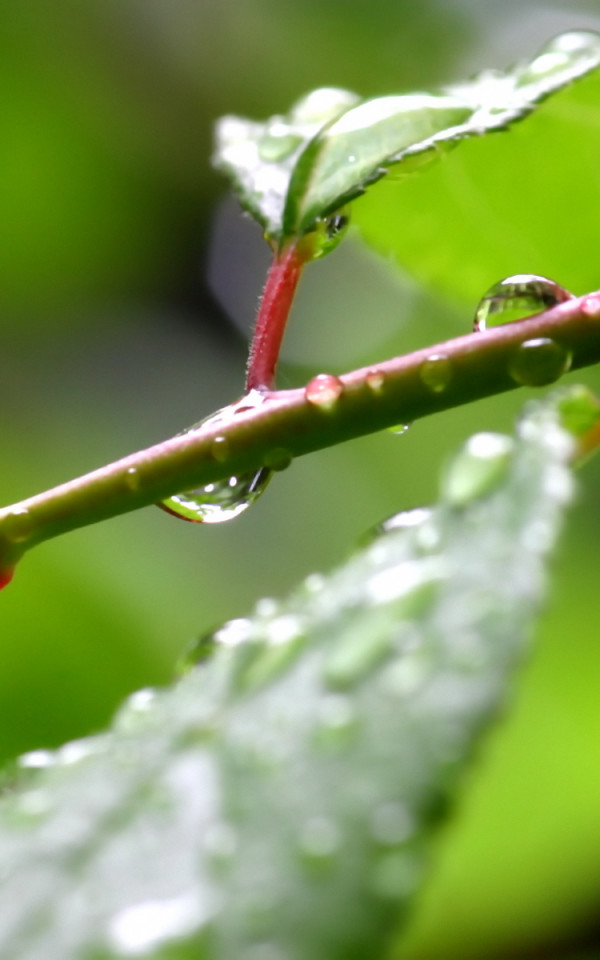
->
246, 242, 307, 391
2, 291, 600, 576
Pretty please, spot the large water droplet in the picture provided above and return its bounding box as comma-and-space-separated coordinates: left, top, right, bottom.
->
290, 87, 360, 125
305, 373, 344, 409
420, 353, 452, 393
3, 506, 32, 544
509, 337, 572, 387
443, 432, 514, 507
473, 274, 572, 331
160, 390, 273, 523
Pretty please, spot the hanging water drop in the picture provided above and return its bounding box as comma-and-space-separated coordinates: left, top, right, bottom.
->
419, 353, 452, 393
308, 207, 351, 260
509, 337, 572, 387
159, 390, 272, 523
473, 274, 572, 331
124, 466, 140, 491
305, 373, 344, 410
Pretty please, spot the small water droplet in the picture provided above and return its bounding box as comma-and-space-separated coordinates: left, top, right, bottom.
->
388, 423, 411, 436
314, 694, 358, 749
4, 506, 32, 544
324, 626, 392, 690
420, 353, 452, 393
258, 131, 303, 162
443, 432, 514, 507
263, 447, 292, 471
581, 294, 600, 317
370, 851, 422, 900
305, 373, 344, 410
379, 508, 432, 535
517, 31, 600, 85
366, 369, 385, 393
160, 390, 272, 523
210, 435, 230, 463
509, 337, 572, 386
290, 86, 360, 125
18, 749, 55, 771
473, 274, 572, 331
122, 466, 140, 491
370, 802, 414, 846
299, 816, 341, 869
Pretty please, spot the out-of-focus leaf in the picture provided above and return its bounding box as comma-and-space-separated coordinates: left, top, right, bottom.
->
0, 389, 582, 959
214, 32, 600, 246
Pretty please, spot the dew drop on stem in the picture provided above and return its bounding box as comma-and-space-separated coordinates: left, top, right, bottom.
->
159, 390, 273, 523
509, 337, 572, 387
305, 373, 344, 410
419, 353, 452, 393
473, 274, 572, 331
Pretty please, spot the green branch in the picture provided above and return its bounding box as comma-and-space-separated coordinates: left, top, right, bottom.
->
1, 291, 600, 578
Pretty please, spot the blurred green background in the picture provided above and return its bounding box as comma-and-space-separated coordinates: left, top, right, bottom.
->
2, 1, 600, 957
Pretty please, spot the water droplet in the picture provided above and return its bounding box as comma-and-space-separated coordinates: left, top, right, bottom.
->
517, 31, 600, 85
210, 435, 230, 463
307, 207, 351, 260
124, 466, 140, 491
558, 385, 600, 436
258, 130, 303, 162
160, 390, 272, 523
379, 508, 432, 535
509, 337, 572, 386
299, 816, 341, 869
263, 447, 292, 471
290, 87, 360, 125
314, 694, 358, 749
443, 432, 514, 507
366, 557, 445, 610
324, 626, 392, 690
420, 353, 452, 393
177, 632, 218, 673
4, 506, 32, 544
58, 737, 105, 766
366, 369, 385, 393
388, 423, 410, 436
473, 274, 572, 331
109, 891, 207, 956
305, 373, 344, 410
581, 294, 600, 318
370, 802, 414, 846
370, 851, 422, 900
18, 749, 55, 771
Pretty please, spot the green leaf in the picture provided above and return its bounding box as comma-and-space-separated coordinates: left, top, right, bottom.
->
353, 44, 600, 303
214, 32, 600, 247
0, 391, 581, 959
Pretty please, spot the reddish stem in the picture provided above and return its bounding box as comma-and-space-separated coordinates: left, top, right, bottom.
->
0, 567, 14, 591
246, 242, 307, 391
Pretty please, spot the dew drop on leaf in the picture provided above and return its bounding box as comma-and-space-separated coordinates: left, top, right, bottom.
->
517, 30, 600, 86
307, 207, 351, 260
305, 373, 344, 409
509, 337, 573, 387
473, 274, 572, 331
442, 432, 514, 507
419, 353, 452, 393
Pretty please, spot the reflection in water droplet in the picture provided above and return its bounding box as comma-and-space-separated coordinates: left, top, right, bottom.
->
509, 338, 572, 387
443, 432, 514, 507
366, 369, 385, 393
160, 390, 272, 523
473, 274, 572, 331
299, 816, 341, 869
305, 373, 344, 410
420, 354, 452, 393
4, 507, 32, 544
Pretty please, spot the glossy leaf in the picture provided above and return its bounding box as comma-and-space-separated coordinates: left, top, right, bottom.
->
214, 31, 600, 246
0, 390, 582, 959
